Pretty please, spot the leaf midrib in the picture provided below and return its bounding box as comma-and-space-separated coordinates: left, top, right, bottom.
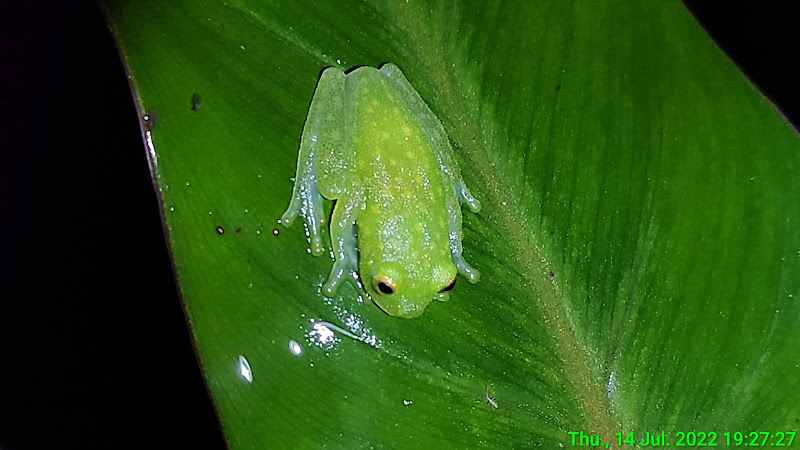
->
382, 1, 621, 444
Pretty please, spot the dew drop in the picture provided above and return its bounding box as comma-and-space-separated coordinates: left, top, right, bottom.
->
288, 340, 303, 356
237, 355, 253, 383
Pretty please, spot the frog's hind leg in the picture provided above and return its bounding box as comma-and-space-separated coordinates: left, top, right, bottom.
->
281, 158, 325, 255
321, 182, 365, 297
281, 68, 347, 255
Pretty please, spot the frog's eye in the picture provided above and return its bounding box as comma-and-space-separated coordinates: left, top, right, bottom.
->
439, 275, 457, 293
372, 276, 396, 295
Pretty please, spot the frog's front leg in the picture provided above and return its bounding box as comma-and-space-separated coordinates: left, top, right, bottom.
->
321, 182, 366, 297
281, 68, 347, 255
447, 196, 481, 283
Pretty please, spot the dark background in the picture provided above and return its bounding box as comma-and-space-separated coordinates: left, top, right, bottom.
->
1, 1, 797, 449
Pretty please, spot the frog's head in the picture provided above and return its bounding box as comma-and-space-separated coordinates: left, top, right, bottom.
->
362, 259, 458, 318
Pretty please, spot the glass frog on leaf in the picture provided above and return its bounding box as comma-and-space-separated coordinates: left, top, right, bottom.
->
281, 63, 481, 318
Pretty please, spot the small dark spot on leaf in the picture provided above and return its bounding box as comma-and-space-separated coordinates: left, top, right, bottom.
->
796, 417, 799, 423
555, 84, 561, 90
272, 228, 280, 236
235, 227, 242, 234
216, 226, 224, 235
549, 271, 555, 277
143, 110, 159, 131
191, 93, 201, 111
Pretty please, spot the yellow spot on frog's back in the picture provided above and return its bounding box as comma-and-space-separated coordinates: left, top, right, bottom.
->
406, 151, 416, 159
401, 125, 412, 135
389, 158, 397, 166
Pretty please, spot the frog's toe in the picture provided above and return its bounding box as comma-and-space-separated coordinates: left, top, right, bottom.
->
321, 265, 346, 297
321, 257, 358, 296
458, 181, 482, 213
454, 254, 481, 284
309, 234, 325, 256
283, 210, 325, 255
465, 196, 481, 213
283, 195, 327, 255
280, 206, 298, 227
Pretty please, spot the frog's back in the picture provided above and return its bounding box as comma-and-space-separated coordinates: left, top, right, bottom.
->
346, 67, 454, 280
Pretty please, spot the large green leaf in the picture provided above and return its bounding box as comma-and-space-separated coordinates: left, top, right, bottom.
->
104, 0, 800, 447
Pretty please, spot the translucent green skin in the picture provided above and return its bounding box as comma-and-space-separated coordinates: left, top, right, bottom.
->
282, 64, 480, 318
